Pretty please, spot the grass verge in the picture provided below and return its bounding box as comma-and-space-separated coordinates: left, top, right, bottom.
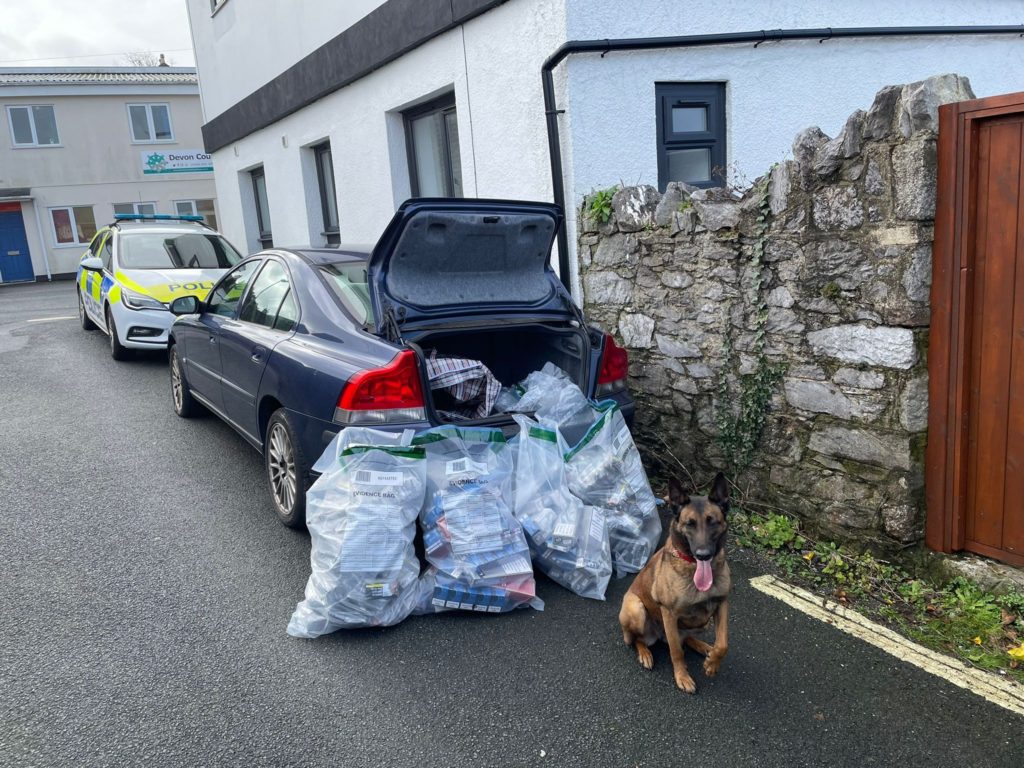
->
729, 506, 1024, 683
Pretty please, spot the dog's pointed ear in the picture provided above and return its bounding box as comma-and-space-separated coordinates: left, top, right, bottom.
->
668, 477, 690, 507
709, 472, 730, 514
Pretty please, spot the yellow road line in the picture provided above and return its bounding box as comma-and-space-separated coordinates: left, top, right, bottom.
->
749, 574, 1024, 718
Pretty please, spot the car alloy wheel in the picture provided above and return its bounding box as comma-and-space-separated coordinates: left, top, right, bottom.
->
105, 307, 130, 360
170, 350, 184, 411
268, 422, 297, 514
168, 345, 199, 417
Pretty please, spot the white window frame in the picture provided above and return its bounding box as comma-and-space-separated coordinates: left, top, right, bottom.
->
113, 202, 158, 217
126, 103, 174, 144
49, 206, 96, 247
173, 199, 217, 227
174, 200, 199, 217
6, 105, 61, 148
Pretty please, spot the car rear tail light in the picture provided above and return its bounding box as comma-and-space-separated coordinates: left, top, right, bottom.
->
596, 333, 629, 396
334, 350, 427, 425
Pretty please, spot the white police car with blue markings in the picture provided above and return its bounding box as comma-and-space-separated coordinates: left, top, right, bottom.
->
76, 214, 244, 360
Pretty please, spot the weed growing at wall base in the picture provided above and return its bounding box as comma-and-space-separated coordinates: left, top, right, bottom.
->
731, 507, 1024, 683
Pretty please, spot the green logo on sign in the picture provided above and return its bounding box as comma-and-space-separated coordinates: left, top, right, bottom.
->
146, 152, 167, 172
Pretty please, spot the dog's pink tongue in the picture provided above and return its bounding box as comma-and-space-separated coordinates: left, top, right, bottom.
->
694, 559, 713, 592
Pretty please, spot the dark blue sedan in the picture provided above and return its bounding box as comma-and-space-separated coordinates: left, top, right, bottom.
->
167, 199, 634, 528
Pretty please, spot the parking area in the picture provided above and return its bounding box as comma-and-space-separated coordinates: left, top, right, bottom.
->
1, 281, 1021, 768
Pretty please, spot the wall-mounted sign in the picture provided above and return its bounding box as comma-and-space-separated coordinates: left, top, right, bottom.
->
141, 150, 213, 175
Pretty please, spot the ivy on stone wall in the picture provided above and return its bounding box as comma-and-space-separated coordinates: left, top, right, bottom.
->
577, 74, 967, 550
715, 172, 786, 476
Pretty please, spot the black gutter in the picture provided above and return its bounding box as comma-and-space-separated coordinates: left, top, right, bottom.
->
542, 25, 1024, 290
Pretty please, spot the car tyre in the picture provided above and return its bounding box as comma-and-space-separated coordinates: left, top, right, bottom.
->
265, 408, 309, 529
105, 306, 131, 361
169, 343, 201, 417
78, 290, 96, 331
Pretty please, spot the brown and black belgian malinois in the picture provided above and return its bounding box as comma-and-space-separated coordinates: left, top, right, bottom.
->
618, 472, 732, 693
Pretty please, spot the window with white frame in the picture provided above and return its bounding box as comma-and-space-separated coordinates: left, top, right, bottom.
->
127, 103, 173, 142
7, 105, 60, 147
175, 199, 218, 229
50, 206, 97, 245
113, 202, 157, 217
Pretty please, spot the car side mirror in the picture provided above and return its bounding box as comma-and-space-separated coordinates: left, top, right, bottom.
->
170, 295, 201, 315
80, 256, 103, 272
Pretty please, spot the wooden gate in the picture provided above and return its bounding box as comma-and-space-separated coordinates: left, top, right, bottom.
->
927, 92, 1024, 566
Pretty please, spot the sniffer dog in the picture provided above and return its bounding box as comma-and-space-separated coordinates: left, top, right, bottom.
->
618, 472, 732, 693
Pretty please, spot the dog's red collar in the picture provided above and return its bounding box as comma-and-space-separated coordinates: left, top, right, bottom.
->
671, 546, 696, 564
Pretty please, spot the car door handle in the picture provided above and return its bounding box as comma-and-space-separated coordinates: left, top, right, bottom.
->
209, 335, 217, 344
251, 345, 268, 363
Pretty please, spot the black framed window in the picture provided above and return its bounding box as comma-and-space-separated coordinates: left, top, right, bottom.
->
656, 83, 726, 191
313, 142, 340, 245
404, 93, 463, 198
250, 166, 273, 247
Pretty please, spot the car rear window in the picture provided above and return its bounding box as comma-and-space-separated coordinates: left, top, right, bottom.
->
320, 262, 373, 325
119, 233, 242, 270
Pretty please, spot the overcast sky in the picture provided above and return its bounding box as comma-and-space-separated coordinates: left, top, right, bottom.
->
0, 0, 196, 68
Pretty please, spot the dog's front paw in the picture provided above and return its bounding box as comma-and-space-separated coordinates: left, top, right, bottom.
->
704, 647, 727, 678
636, 645, 654, 670
674, 669, 697, 694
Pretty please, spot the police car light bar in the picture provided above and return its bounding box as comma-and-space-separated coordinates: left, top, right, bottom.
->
113, 214, 204, 222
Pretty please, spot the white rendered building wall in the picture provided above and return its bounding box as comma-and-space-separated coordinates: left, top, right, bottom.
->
563, 0, 1020, 40
555, 0, 1024, 297
191, 0, 1022, 291
559, 0, 1024, 199
186, 0, 387, 120
206, 0, 568, 253
562, 37, 1023, 200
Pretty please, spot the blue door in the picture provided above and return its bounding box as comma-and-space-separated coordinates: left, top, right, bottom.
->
186, 259, 263, 413
219, 260, 296, 439
0, 211, 35, 284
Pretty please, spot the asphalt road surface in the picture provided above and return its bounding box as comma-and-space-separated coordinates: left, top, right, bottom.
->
1, 282, 1021, 768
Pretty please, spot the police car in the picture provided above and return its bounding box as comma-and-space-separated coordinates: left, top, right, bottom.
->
76, 214, 244, 359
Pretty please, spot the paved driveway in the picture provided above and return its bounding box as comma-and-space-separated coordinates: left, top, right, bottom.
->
1, 282, 1021, 767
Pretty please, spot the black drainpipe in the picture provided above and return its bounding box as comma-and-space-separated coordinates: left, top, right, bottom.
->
542, 25, 1024, 291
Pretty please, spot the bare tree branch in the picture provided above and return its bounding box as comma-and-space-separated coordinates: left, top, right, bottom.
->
120, 52, 171, 67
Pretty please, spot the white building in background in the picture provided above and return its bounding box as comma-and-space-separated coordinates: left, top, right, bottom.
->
0, 67, 219, 283
186, 0, 1022, 294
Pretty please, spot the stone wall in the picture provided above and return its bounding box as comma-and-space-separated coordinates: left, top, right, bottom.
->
578, 74, 974, 549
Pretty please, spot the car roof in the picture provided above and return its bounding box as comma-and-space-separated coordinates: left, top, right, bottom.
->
111, 220, 215, 235
276, 247, 371, 266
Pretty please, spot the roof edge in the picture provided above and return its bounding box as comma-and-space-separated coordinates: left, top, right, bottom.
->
200, 0, 506, 153
0, 66, 197, 74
